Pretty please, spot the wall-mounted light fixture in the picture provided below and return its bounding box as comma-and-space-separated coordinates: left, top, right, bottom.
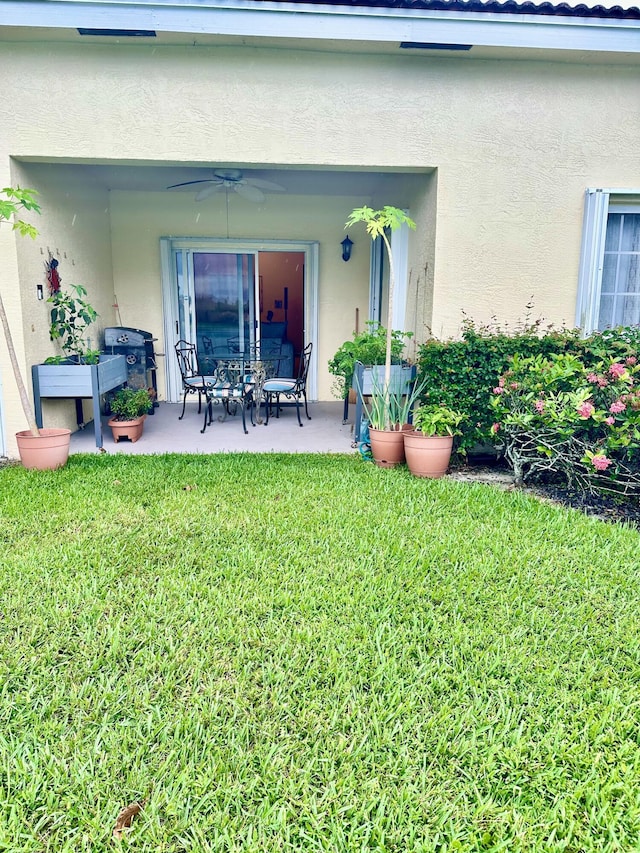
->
341, 235, 353, 262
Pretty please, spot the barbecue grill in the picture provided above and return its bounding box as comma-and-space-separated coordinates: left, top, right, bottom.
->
104, 327, 158, 407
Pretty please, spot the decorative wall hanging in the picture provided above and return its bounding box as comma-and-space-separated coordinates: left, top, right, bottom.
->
45, 254, 61, 295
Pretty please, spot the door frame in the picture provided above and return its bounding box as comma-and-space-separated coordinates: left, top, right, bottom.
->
160, 237, 319, 402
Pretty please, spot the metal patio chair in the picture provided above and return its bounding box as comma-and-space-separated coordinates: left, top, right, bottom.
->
174, 339, 210, 422
263, 342, 313, 427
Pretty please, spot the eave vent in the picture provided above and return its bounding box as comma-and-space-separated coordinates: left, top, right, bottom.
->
77, 29, 157, 37
400, 42, 472, 50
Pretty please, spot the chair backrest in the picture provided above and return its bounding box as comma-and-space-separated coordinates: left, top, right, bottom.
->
296, 342, 313, 387
174, 340, 200, 381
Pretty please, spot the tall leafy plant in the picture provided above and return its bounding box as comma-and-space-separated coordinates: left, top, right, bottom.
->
47, 284, 99, 363
0, 187, 41, 436
345, 206, 416, 390
345, 206, 416, 429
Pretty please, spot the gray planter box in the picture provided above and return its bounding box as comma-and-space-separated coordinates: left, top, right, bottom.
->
32, 354, 128, 448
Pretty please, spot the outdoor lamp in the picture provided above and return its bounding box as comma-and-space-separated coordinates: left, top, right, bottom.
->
341, 235, 353, 262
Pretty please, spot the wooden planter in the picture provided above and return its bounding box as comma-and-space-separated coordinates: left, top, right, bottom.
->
32, 355, 127, 449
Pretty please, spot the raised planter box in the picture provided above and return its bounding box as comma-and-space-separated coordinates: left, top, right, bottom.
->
32, 354, 128, 448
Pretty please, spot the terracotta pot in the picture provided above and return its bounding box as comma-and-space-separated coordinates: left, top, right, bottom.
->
108, 415, 146, 443
15, 428, 72, 471
403, 431, 454, 478
369, 424, 412, 468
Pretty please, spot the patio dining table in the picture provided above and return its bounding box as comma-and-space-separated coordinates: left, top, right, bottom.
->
199, 352, 280, 428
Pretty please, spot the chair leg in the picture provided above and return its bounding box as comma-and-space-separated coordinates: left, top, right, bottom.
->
240, 401, 249, 434
295, 395, 303, 427
303, 391, 312, 421
265, 392, 271, 425
201, 399, 212, 434
179, 391, 188, 420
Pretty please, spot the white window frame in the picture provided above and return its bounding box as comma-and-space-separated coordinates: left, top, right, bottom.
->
576, 188, 640, 333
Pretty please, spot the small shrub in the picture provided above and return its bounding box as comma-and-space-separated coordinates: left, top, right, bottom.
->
416, 312, 582, 452
491, 350, 640, 496
109, 387, 152, 421
328, 322, 412, 399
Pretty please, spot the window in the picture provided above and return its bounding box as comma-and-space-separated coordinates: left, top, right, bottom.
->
599, 210, 640, 329
576, 190, 640, 333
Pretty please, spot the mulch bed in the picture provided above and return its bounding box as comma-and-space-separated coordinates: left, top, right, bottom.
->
452, 456, 640, 530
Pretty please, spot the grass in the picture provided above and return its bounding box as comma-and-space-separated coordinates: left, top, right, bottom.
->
1, 453, 640, 852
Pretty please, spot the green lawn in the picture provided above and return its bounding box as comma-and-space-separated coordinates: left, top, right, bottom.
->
1, 453, 640, 852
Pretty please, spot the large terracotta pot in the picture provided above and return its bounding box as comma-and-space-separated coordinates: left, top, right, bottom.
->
15, 428, 72, 471
108, 415, 146, 443
369, 424, 412, 468
403, 431, 454, 478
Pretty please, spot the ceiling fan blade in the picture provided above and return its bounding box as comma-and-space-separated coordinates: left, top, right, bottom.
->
235, 183, 265, 203
195, 184, 223, 201
167, 179, 215, 189
246, 178, 286, 192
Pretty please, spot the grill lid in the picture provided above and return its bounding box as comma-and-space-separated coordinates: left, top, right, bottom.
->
104, 327, 154, 348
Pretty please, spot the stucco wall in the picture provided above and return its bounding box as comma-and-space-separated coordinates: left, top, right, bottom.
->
8, 161, 116, 437
1, 37, 639, 452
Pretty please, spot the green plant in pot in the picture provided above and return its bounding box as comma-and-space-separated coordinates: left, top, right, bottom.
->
46, 284, 100, 364
107, 387, 152, 443
359, 368, 426, 468
0, 186, 72, 469
328, 322, 412, 401
404, 405, 464, 478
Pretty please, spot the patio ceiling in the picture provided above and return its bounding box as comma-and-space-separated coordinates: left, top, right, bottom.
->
15, 161, 429, 204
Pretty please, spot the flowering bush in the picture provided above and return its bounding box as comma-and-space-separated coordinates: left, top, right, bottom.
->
490, 351, 640, 496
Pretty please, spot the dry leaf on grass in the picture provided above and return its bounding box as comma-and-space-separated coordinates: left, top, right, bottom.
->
113, 800, 145, 840
182, 484, 197, 491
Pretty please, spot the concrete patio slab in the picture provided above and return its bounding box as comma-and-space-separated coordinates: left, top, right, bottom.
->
69, 401, 358, 456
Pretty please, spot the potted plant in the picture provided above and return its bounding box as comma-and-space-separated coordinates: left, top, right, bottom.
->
404, 405, 465, 478
32, 283, 128, 449
358, 368, 425, 468
107, 387, 153, 443
0, 186, 73, 470
328, 322, 412, 402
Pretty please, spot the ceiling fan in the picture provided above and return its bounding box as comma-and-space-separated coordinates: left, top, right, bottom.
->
166, 168, 286, 203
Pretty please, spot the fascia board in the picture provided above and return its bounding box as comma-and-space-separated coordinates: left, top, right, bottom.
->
0, 0, 639, 53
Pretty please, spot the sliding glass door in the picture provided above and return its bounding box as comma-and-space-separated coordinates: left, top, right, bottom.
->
161, 237, 318, 404
175, 249, 257, 362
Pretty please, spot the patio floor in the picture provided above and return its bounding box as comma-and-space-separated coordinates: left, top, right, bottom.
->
69, 400, 358, 456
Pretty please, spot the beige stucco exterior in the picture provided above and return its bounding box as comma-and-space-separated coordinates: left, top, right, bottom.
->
1, 33, 639, 456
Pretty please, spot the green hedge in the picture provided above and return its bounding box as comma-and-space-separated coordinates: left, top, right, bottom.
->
416, 318, 640, 454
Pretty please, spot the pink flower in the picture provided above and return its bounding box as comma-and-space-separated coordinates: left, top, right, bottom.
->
626, 356, 637, 366
534, 400, 545, 413
577, 401, 595, 419
591, 454, 612, 471
609, 399, 626, 414
587, 373, 600, 384
604, 416, 615, 425
493, 386, 505, 395
609, 363, 627, 379
597, 376, 609, 388
498, 376, 506, 388
491, 422, 501, 434
509, 382, 519, 390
